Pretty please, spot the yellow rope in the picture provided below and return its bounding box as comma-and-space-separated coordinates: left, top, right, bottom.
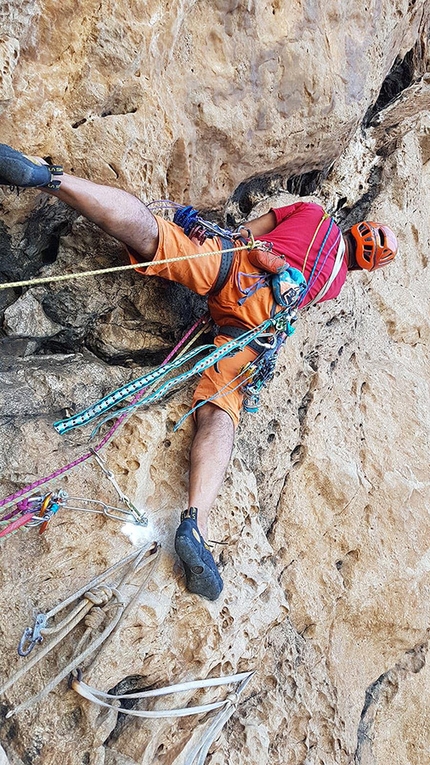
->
301, 211, 329, 275
0, 244, 250, 291
175, 320, 211, 358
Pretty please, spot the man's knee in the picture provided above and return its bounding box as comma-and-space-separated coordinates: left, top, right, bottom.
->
195, 403, 235, 433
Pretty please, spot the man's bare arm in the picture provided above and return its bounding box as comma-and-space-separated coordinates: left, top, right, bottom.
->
240, 210, 277, 238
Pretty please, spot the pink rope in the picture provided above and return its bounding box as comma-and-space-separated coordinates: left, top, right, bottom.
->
1, 498, 33, 522
0, 316, 207, 513
0, 512, 35, 537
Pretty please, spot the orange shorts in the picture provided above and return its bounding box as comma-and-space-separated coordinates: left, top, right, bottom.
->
128, 216, 257, 427
129, 215, 223, 294
191, 334, 257, 427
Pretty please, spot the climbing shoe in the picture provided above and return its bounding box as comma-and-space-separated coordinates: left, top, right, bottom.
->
174, 507, 223, 601
0, 144, 63, 189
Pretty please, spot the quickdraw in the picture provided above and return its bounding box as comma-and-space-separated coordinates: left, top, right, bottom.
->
0, 443, 149, 538
171, 203, 238, 245
0, 488, 148, 539
89, 449, 145, 523
1, 542, 160, 717
0, 491, 63, 538
242, 332, 289, 414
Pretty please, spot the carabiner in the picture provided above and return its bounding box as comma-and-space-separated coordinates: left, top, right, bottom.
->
18, 614, 47, 656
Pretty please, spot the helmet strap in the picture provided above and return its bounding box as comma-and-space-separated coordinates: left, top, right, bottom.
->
344, 233, 360, 271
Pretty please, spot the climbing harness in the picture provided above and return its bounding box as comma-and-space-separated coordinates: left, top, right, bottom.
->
71, 669, 254, 764
1, 541, 160, 717
174, 288, 304, 425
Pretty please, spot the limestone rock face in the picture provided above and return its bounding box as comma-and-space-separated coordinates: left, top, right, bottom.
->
0, 2, 430, 765
0, 0, 427, 207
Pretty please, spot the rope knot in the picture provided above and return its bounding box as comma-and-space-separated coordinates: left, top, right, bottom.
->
84, 606, 106, 631
84, 585, 113, 606
226, 692, 238, 706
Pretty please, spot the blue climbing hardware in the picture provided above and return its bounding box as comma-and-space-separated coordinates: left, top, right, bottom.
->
242, 332, 288, 414
173, 205, 234, 245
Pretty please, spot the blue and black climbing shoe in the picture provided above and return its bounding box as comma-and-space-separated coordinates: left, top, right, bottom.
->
0, 144, 63, 189
175, 507, 223, 601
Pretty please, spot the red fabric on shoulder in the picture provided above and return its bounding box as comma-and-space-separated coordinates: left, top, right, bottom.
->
271, 202, 305, 225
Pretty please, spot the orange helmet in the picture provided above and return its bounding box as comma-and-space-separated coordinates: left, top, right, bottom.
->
349, 221, 398, 271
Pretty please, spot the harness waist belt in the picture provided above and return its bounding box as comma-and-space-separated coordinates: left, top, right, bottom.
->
207, 236, 236, 296
218, 325, 274, 355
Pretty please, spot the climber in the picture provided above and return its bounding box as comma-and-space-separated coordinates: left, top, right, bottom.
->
0, 144, 398, 601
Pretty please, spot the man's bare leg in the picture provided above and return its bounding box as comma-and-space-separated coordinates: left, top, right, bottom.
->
46, 174, 159, 260
0, 145, 156, 258
0, 144, 227, 599
174, 404, 234, 600
188, 404, 234, 538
